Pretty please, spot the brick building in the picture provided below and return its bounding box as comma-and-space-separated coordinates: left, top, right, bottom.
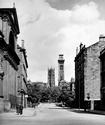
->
0, 7, 20, 111
47, 68, 55, 87
75, 35, 105, 110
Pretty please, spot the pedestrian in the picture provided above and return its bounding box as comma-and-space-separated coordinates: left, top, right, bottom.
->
19, 105, 23, 115
16, 104, 19, 115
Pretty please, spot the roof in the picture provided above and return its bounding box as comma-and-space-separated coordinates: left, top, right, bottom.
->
0, 8, 20, 34
17, 45, 28, 68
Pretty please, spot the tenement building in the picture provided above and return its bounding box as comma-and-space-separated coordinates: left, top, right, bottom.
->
75, 35, 105, 110
0, 7, 20, 111
47, 68, 55, 87
58, 54, 65, 86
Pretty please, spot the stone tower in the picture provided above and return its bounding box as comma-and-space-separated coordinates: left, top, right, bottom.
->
58, 54, 65, 86
47, 68, 55, 87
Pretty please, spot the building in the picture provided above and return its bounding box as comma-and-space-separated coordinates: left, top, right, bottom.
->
0, 7, 20, 111
75, 43, 86, 109
70, 78, 75, 93
17, 41, 28, 108
99, 43, 105, 110
47, 68, 55, 87
75, 35, 105, 110
58, 54, 65, 86
32, 82, 47, 89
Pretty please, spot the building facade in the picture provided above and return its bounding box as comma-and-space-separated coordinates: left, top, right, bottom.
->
17, 41, 28, 108
75, 35, 105, 110
75, 43, 86, 109
70, 78, 75, 93
0, 8, 20, 111
47, 68, 55, 87
58, 54, 65, 86
99, 43, 105, 110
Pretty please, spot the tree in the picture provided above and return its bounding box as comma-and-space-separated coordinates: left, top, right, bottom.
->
57, 86, 75, 107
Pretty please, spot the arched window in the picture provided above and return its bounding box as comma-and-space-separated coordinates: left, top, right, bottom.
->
9, 31, 15, 50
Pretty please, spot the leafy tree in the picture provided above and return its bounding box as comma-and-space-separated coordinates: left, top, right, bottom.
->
57, 86, 75, 107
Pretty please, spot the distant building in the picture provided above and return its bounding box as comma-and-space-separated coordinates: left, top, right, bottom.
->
0, 8, 20, 111
58, 54, 65, 86
70, 78, 75, 93
47, 68, 55, 87
75, 35, 105, 110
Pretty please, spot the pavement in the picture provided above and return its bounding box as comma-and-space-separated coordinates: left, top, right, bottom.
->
88, 109, 105, 115
0, 104, 105, 118
0, 103, 105, 125
63, 107, 105, 115
0, 107, 36, 118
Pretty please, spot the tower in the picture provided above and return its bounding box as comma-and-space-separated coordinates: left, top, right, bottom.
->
47, 68, 55, 87
58, 54, 65, 86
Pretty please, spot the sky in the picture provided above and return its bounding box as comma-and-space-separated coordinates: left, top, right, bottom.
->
0, 0, 105, 85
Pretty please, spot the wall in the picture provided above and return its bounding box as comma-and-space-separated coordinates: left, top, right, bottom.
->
84, 40, 105, 101
0, 11, 19, 111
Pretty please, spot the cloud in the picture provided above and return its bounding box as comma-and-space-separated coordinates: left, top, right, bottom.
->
0, 0, 105, 84
71, 2, 99, 24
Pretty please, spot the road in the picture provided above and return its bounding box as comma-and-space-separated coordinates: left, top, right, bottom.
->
0, 103, 105, 125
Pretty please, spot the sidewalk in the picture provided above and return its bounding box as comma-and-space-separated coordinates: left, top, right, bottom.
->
0, 107, 36, 118
88, 109, 105, 115
70, 108, 105, 115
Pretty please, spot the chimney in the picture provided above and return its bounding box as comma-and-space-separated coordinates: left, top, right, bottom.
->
76, 47, 78, 55
80, 43, 83, 50
99, 34, 105, 42
21, 40, 25, 49
13, 2, 15, 8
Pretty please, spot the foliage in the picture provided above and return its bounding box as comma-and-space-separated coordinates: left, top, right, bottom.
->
27, 83, 75, 107
57, 86, 75, 107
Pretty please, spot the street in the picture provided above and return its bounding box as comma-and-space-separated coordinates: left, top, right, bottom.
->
0, 103, 105, 125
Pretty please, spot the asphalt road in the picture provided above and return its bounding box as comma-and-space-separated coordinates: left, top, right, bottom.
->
0, 103, 105, 125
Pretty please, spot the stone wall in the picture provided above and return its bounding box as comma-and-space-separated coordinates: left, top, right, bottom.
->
84, 40, 105, 100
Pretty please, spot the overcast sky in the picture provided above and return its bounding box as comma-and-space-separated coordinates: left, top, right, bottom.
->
0, 0, 105, 85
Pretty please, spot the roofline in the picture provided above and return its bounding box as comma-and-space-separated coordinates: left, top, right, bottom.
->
86, 41, 99, 49
17, 45, 28, 68
0, 8, 20, 34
